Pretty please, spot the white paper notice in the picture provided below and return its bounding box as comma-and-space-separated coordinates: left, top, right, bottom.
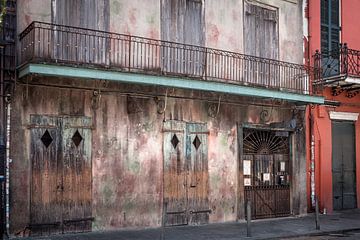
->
244, 178, 251, 186
243, 160, 251, 175
263, 173, 270, 181
280, 161, 286, 172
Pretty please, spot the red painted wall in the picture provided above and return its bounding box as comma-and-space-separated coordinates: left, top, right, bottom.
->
341, 0, 360, 49
307, 0, 360, 213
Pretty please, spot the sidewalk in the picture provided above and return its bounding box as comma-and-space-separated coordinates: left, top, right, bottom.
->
14, 209, 360, 240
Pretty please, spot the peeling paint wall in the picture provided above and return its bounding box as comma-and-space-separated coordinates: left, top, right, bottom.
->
109, 0, 160, 38
17, 0, 51, 33
12, 0, 307, 235
92, 94, 163, 229
205, 0, 243, 52
10, 77, 306, 234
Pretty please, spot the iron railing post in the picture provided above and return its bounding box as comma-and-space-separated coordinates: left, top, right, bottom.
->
128, 35, 132, 71
342, 43, 348, 77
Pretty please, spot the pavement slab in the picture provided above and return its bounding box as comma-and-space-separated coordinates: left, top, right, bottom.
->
12, 209, 360, 240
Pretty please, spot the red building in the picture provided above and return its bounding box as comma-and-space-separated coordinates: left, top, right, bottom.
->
307, 0, 360, 213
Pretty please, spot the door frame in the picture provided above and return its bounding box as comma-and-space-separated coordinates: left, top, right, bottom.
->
237, 123, 294, 220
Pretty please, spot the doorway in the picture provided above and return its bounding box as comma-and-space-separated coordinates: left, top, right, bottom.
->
29, 115, 92, 235
332, 121, 357, 210
243, 129, 291, 219
163, 120, 210, 226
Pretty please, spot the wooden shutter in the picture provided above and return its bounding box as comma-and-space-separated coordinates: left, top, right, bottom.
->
163, 121, 187, 226
30, 115, 62, 234
244, 1, 278, 59
62, 116, 92, 232
244, 1, 279, 87
161, 0, 205, 76
51, 0, 110, 65
186, 123, 209, 225
321, 0, 340, 52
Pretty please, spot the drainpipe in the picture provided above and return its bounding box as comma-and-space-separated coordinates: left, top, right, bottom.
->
5, 94, 11, 236
310, 118, 315, 209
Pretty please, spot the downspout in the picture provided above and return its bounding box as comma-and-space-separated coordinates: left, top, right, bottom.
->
5, 94, 10, 236
310, 112, 315, 209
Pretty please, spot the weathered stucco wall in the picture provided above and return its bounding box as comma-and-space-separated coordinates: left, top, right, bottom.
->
92, 93, 163, 229
109, 0, 160, 38
10, 76, 306, 234
17, 0, 52, 33
16, 0, 303, 65
204, 0, 243, 53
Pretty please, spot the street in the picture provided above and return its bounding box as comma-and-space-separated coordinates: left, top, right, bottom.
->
281, 230, 360, 240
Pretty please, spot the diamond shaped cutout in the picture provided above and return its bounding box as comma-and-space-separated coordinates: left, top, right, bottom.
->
193, 135, 201, 150
171, 134, 180, 149
72, 130, 83, 147
41, 130, 53, 148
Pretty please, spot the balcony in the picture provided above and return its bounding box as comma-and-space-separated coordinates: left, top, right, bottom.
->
314, 44, 360, 98
18, 22, 323, 104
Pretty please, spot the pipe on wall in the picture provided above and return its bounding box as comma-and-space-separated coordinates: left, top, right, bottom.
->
5, 95, 10, 236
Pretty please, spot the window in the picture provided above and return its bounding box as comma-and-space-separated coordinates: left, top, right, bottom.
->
244, 1, 279, 59
321, 0, 340, 52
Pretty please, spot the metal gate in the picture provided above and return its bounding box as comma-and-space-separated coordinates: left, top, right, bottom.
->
243, 129, 290, 219
29, 115, 92, 236
332, 121, 357, 210
163, 121, 210, 226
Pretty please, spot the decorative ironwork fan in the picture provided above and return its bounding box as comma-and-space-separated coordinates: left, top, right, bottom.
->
243, 130, 289, 154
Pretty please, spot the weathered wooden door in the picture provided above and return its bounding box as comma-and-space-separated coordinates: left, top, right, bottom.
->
332, 121, 357, 210
243, 130, 290, 219
61, 117, 92, 232
29, 115, 92, 235
163, 121, 187, 226
186, 123, 209, 225
30, 116, 62, 234
163, 121, 209, 226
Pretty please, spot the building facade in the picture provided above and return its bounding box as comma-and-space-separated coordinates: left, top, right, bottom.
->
307, 0, 360, 214
6, 0, 323, 237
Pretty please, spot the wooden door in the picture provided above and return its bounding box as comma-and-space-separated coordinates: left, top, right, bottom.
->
163, 121, 209, 226
163, 121, 187, 226
61, 117, 92, 232
30, 115, 62, 234
186, 123, 209, 225
332, 121, 357, 210
30, 115, 92, 235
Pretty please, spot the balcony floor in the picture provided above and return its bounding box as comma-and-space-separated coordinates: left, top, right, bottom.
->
18, 63, 324, 105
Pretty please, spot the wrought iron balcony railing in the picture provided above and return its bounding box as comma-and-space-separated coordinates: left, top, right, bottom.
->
19, 22, 311, 94
314, 43, 360, 83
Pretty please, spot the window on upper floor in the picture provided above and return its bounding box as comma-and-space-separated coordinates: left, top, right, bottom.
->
161, 0, 205, 76
161, 0, 204, 46
244, 1, 279, 60
321, 0, 340, 53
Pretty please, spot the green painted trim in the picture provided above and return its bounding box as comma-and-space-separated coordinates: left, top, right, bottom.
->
18, 63, 324, 104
